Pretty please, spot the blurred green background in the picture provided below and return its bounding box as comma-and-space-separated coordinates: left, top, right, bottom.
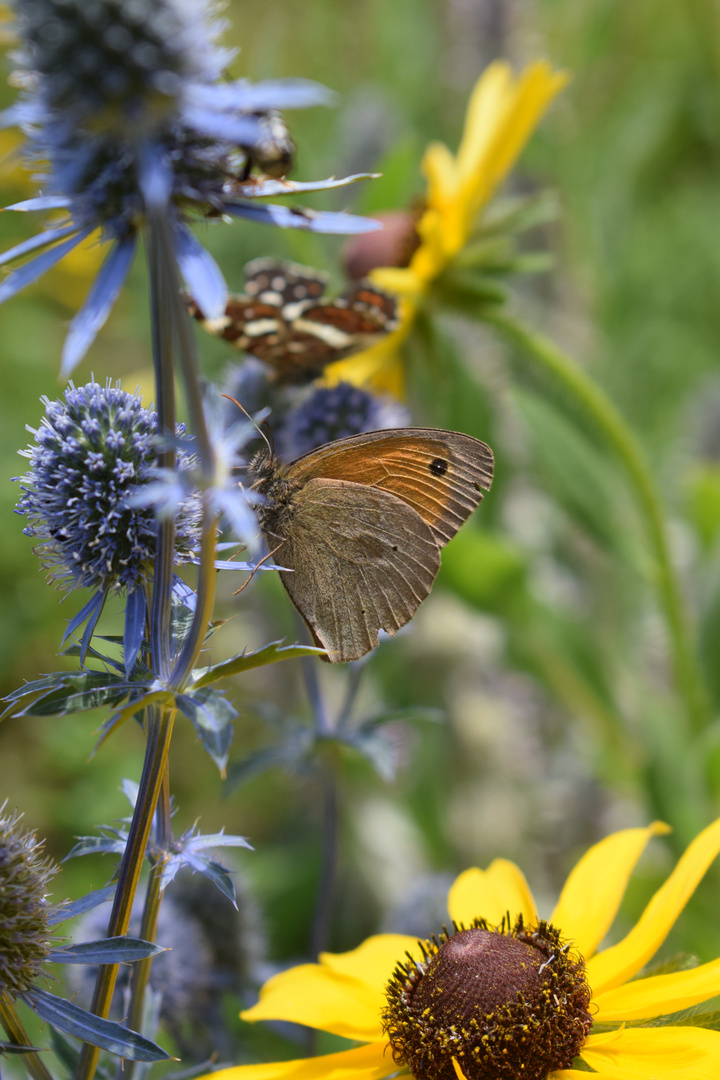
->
2, 0, 720, 1001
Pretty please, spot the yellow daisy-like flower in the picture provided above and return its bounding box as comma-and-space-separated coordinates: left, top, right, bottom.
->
328, 60, 569, 394
210, 819, 720, 1080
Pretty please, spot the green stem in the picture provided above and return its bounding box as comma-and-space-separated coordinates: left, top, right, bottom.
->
74, 706, 175, 1080
487, 309, 711, 736
0, 995, 54, 1080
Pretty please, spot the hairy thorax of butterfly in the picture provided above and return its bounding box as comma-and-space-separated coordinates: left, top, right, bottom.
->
249, 449, 300, 540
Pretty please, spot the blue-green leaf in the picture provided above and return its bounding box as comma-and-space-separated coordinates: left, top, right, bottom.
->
174, 689, 237, 772
14, 672, 131, 717
50, 937, 165, 965
21, 988, 171, 1061
48, 883, 116, 926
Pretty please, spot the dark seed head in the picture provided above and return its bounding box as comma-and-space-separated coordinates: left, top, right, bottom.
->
383, 918, 593, 1080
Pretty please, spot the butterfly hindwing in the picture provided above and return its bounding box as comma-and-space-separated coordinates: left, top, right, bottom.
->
270, 479, 440, 663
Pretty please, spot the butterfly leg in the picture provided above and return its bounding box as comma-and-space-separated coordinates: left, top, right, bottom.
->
232, 540, 287, 597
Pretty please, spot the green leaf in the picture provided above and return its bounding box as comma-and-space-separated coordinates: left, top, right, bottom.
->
225, 738, 312, 792
22, 988, 171, 1062
485, 189, 559, 233
441, 528, 528, 615
345, 729, 397, 781
511, 387, 641, 566
686, 462, 720, 551
192, 640, 326, 688
433, 271, 507, 314
48, 1026, 80, 1072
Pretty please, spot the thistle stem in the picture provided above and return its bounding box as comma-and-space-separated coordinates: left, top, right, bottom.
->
170, 497, 218, 688
123, 770, 173, 1080
0, 995, 54, 1080
487, 309, 711, 736
146, 218, 177, 680
150, 214, 213, 474
123, 860, 166, 1067
74, 706, 175, 1080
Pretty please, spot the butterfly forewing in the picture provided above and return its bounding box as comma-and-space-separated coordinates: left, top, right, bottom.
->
286, 429, 494, 546
243, 257, 328, 308
271, 479, 441, 663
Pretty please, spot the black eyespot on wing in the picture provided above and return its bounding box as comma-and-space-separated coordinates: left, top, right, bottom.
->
429, 457, 448, 477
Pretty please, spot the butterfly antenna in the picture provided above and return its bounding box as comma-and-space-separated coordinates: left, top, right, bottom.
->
261, 418, 275, 453
222, 393, 273, 455
232, 540, 286, 597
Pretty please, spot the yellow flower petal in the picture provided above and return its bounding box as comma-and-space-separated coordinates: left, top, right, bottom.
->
549, 1073, 617, 1080
455, 61, 517, 186
457, 62, 569, 198
207, 1042, 393, 1080
593, 955, 720, 1021
241, 961, 383, 1042
369, 267, 425, 301
447, 859, 537, 928
422, 141, 460, 206
318, 933, 420, 993
581, 1026, 720, 1079
550, 821, 670, 959
323, 298, 414, 396
587, 817, 720, 994
451, 1058, 467, 1080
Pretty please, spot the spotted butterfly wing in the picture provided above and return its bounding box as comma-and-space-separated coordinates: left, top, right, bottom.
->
186, 259, 399, 384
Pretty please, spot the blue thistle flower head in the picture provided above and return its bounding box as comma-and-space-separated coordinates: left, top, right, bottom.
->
0, 0, 382, 374
14, 0, 233, 134
277, 381, 411, 460
15, 380, 202, 594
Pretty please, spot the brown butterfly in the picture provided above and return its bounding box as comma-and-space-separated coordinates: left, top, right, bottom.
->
186, 258, 398, 384
248, 428, 494, 662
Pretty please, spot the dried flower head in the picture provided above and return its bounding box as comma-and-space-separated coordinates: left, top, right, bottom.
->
0, 802, 57, 1000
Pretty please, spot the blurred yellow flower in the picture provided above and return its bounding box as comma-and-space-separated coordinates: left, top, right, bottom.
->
329, 60, 568, 394
0, 3, 15, 45
207, 819, 720, 1080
